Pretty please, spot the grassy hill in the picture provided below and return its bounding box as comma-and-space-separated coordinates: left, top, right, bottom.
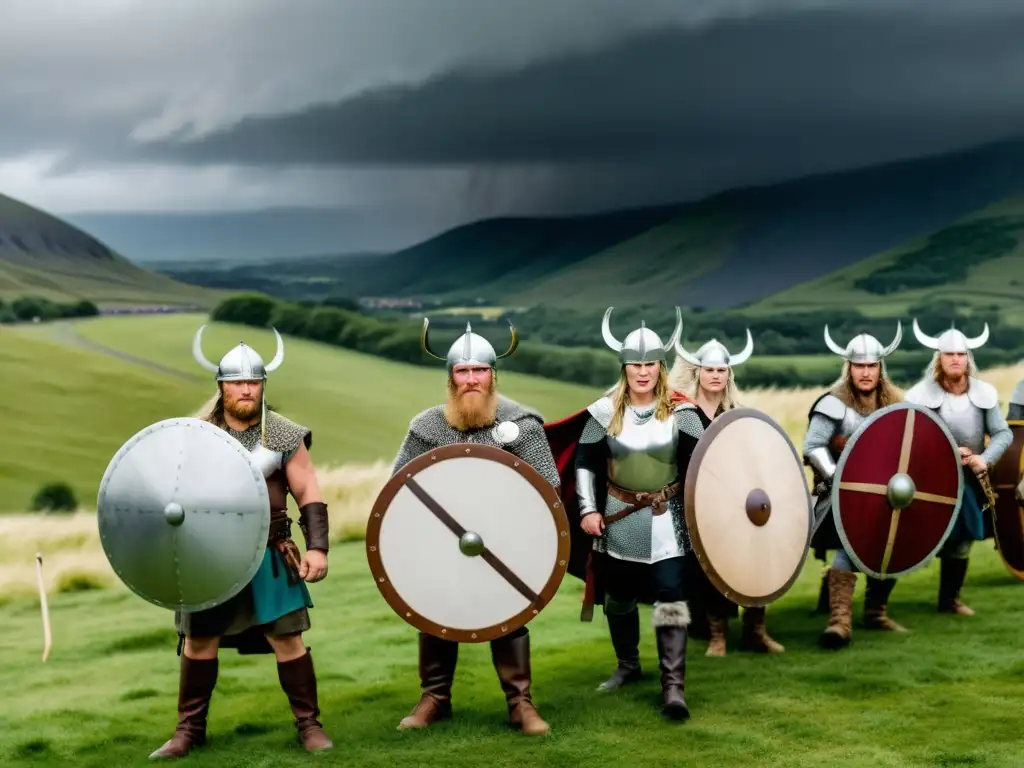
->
0, 193, 224, 308
173, 139, 1024, 315
2, 315, 599, 513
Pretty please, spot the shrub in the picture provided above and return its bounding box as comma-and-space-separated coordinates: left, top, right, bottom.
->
55, 570, 106, 593
30, 482, 78, 513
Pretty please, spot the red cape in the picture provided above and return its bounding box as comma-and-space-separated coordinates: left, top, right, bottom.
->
541, 390, 695, 621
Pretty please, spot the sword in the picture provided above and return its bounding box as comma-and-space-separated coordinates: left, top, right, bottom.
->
36, 552, 52, 663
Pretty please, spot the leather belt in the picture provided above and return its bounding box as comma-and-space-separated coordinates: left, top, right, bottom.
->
603, 480, 680, 525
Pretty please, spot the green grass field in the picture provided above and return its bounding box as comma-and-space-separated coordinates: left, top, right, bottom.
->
2, 315, 600, 512
3, 538, 1023, 767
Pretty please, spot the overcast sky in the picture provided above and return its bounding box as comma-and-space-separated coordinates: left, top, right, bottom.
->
4, 0, 1024, 249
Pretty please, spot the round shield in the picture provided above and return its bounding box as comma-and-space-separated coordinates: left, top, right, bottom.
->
684, 408, 812, 607
832, 402, 963, 580
366, 443, 570, 643
990, 420, 1024, 581
97, 417, 271, 612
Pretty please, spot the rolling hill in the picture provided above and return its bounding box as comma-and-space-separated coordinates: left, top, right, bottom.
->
0, 192, 224, 308
196, 138, 1024, 315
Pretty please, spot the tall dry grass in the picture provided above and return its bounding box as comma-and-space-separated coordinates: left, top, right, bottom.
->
4, 362, 1021, 599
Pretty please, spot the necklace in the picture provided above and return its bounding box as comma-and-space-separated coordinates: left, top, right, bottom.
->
628, 403, 656, 425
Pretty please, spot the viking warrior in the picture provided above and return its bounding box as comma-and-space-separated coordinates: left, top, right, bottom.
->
389, 319, 560, 736
670, 330, 784, 656
803, 323, 906, 648
569, 307, 700, 720
904, 320, 1013, 615
150, 327, 333, 758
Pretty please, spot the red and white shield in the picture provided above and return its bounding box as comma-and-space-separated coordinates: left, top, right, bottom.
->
990, 421, 1024, 581
832, 402, 963, 579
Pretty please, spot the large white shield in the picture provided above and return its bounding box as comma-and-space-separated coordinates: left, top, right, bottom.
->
367, 443, 570, 643
97, 418, 271, 612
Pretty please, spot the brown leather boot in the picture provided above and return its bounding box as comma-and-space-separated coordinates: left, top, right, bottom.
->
653, 601, 690, 721
598, 607, 642, 690
938, 557, 975, 615
491, 630, 549, 736
705, 615, 727, 657
398, 633, 458, 729
149, 655, 218, 759
863, 577, 907, 631
277, 650, 333, 751
818, 569, 856, 650
739, 607, 785, 653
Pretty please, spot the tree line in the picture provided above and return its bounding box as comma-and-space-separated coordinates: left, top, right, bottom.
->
0, 295, 99, 324
210, 293, 1024, 390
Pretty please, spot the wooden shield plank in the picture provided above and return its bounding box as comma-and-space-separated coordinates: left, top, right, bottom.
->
684, 408, 812, 608
833, 403, 963, 579
366, 443, 570, 643
990, 421, 1024, 581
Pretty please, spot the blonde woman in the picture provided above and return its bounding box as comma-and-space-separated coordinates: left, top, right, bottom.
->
671, 332, 784, 656
575, 307, 702, 721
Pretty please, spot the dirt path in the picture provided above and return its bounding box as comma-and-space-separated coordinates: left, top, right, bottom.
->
52, 322, 206, 383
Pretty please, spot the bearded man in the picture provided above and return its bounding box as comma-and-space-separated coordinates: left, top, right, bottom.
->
803, 323, 906, 649
905, 320, 1013, 615
149, 327, 333, 759
389, 319, 560, 737
670, 331, 784, 657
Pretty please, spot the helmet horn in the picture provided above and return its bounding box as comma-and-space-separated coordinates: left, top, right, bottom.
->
602, 307, 623, 352
662, 307, 683, 352
880, 320, 902, 357
265, 328, 284, 372
966, 323, 989, 349
673, 336, 702, 367
192, 325, 219, 374
420, 317, 447, 362
912, 318, 939, 350
496, 321, 519, 360
823, 325, 848, 357
730, 329, 755, 366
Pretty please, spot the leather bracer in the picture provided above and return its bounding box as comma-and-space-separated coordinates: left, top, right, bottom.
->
298, 502, 330, 553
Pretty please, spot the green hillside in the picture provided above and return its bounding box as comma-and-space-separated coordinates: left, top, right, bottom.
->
3, 315, 599, 512
0, 193, 225, 308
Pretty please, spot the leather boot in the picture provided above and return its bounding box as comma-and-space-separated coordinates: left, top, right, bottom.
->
938, 557, 975, 615
598, 608, 642, 690
652, 601, 690, 720
149, 655, 218, 759
739, 607, 785, 653
277, 650, 333, 751
818, 569, 856, 650
491, 630, 549, 736
705, 615, 727, 657
399, 633, 459, 729
863, 577, 907, 631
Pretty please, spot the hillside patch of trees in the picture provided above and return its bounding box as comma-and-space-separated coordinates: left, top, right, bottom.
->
0, 296, 99, 323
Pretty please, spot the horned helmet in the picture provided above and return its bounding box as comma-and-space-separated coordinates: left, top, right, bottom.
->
421, 317, 518, 373
823, 321, 902, 365
601, 306, 683, 366
674, 329, 754, 368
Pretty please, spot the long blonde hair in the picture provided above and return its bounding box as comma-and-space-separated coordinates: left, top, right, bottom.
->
669, 357, 741, 410
606, 364, 674, 436
829, 361, 903, 412
928, 350, 975, 385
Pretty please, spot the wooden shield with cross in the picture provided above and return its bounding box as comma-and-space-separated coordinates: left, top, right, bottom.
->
366, 443, 571, 643
831, 402, 964, 580
990, 420, 1024, 582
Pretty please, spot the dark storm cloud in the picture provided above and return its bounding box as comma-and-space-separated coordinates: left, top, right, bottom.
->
136, 7, 1024, 179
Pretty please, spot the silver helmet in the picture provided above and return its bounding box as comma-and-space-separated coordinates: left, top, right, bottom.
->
824, 322, 902, 363
602, 307, 683, 365
421, 318, 519, 373
192, 325, 284, 381
912, 318, 989, 353
674, 329, 753, 368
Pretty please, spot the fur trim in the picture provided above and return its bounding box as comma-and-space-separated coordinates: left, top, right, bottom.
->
652, 600, 691, 628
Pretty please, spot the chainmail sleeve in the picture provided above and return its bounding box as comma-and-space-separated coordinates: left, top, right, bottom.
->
391, 431, 432, 476
981, 406, 1013, 466
673, 406, 704, 480
803, 414, 838, 454
510, 417, 561, 489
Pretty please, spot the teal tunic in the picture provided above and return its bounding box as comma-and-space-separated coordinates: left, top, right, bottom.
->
250, 546, 314, 625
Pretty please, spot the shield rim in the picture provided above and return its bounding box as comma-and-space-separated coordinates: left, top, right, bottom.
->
366, 442, 570, 643
831, 401, 964, 580
683, 407, 813, 607
96, 417, 271, 612
991, 419, 1024, 582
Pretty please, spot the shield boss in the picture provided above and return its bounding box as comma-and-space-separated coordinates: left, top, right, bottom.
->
367, 443, 570, 643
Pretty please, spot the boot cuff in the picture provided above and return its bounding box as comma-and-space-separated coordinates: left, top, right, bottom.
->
652, 600, 691, 628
